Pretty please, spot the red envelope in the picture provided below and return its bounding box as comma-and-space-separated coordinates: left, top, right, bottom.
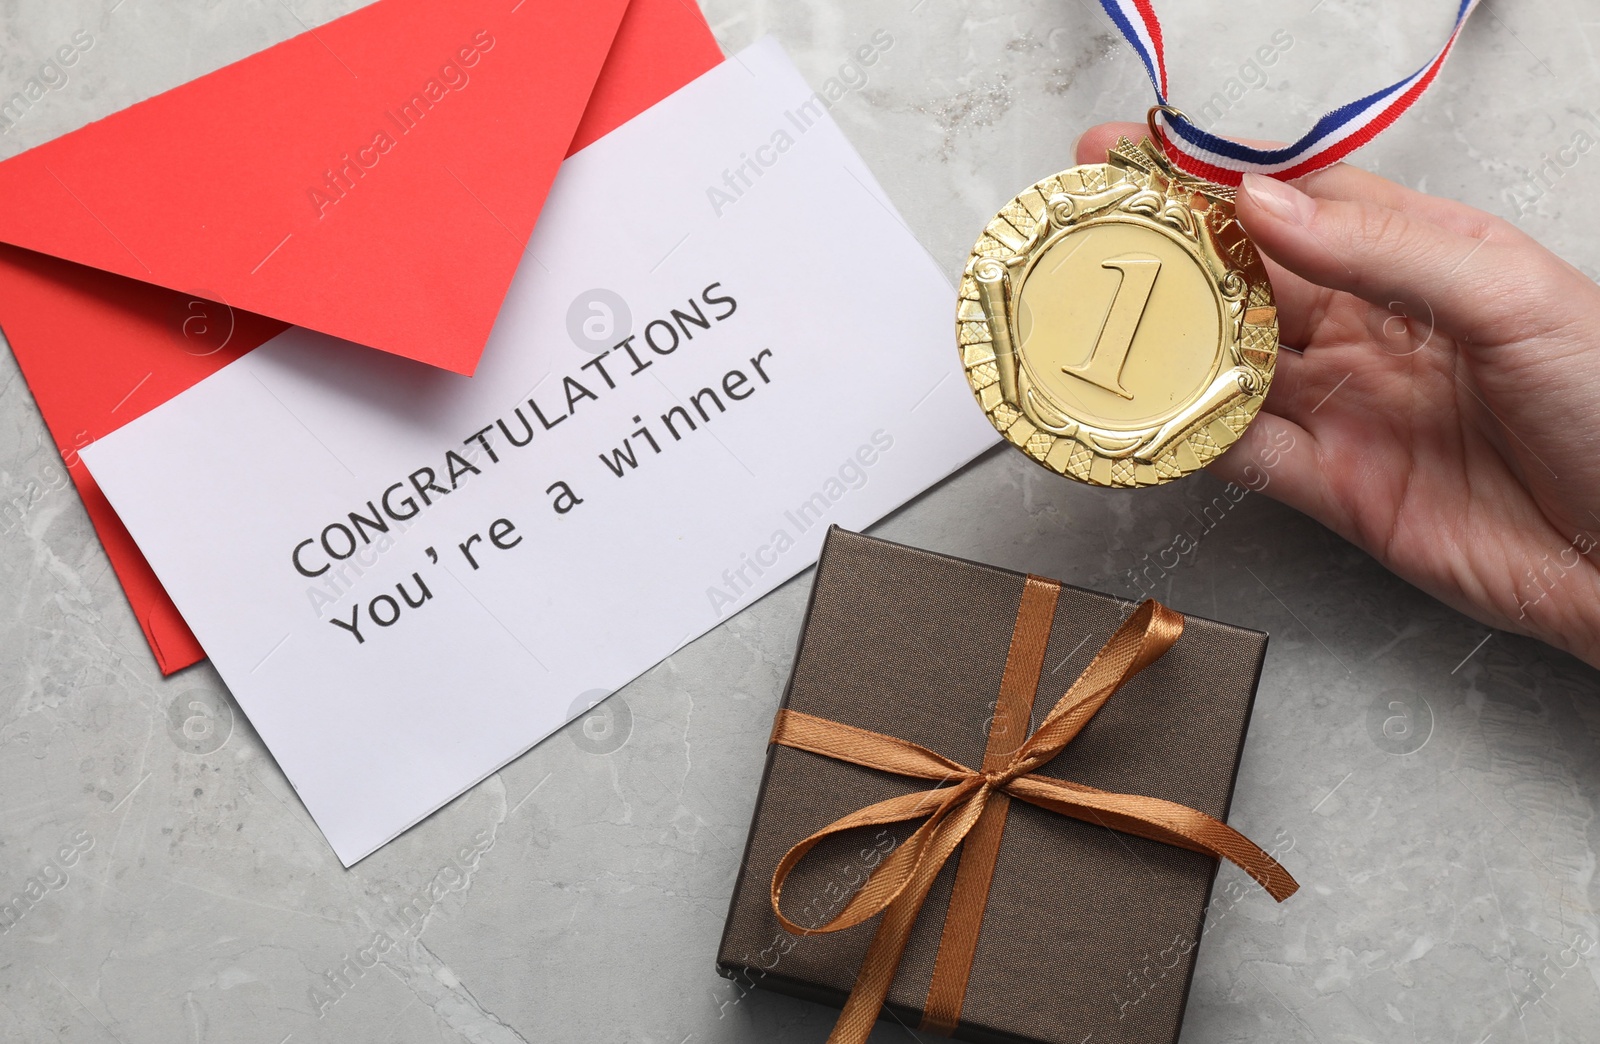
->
0, 0, 723, 674
0, 0, 630, 376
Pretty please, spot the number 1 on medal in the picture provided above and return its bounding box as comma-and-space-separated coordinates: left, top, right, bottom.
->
1065, 254, 1161, 400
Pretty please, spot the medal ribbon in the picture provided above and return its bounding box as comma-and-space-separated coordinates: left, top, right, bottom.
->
1100, 0, 1481, 184
767, 583, 1298, 1043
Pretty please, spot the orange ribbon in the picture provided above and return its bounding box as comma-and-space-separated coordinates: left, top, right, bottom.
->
767, 578, 1298, 1043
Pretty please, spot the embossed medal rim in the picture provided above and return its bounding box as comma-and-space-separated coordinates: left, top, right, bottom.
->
957, 138, 1280, 488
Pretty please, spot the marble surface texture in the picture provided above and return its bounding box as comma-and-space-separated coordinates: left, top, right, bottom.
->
3, 1, 1600, 1041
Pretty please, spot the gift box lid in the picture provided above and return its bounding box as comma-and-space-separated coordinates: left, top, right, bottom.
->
716, 527, 1276, 1044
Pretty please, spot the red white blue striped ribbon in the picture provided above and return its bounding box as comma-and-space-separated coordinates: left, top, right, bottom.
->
1098, 0, 1481, 185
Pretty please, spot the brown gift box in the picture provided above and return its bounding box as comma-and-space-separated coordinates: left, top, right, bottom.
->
716, 527, 1281, 1044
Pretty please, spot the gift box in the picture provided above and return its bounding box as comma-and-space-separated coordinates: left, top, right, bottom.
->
716, 527, 1296, 1044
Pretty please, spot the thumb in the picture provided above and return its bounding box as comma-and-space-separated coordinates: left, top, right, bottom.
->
1236, 173, 1540, 346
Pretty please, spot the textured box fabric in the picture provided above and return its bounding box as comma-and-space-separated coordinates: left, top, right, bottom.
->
717, 527, 1271, 1044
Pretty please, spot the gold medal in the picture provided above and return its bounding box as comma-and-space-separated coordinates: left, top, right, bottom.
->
958, 111, 1278, 487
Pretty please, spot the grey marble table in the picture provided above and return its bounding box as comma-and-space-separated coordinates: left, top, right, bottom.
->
3, 1, 1599, 1041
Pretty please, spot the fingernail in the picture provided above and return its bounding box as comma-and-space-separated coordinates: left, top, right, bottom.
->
1242, 173, 1313, 224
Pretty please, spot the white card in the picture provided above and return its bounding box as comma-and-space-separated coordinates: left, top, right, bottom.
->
84, 39, 996, 865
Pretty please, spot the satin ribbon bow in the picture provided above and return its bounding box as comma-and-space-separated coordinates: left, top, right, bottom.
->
767, 578, 1297, 1043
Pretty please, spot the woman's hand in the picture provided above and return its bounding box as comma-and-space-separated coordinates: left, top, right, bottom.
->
1077, 124, 1600, 667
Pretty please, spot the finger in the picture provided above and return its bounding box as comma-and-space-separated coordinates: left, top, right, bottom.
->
1074, 122, 1145, 164
1259, 345, 1312, 419
1205, 411, 1341, 530
1257, 251, 1335, 350
1255, 345, 1356, 430
1236, 174, 1537, 347
1297, 164, 1502, 241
